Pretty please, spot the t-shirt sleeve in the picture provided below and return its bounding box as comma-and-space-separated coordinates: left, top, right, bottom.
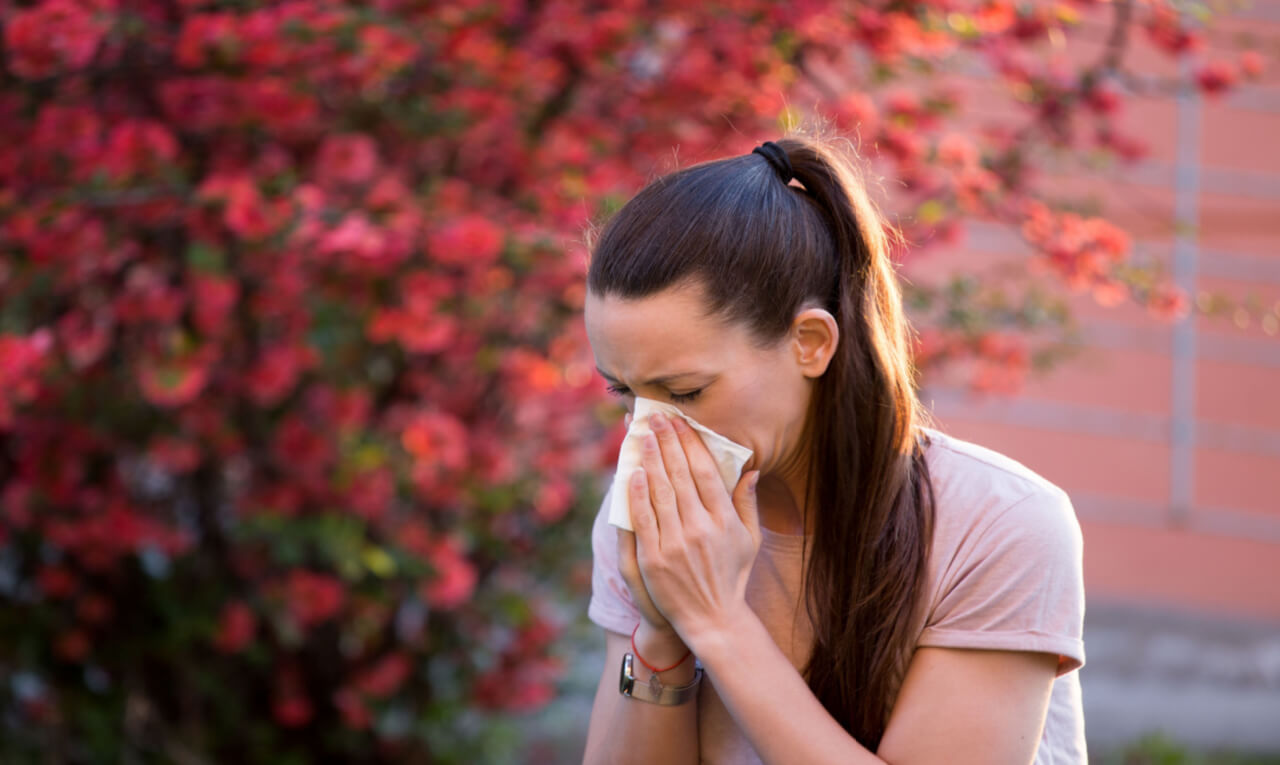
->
917, 486, 1086, 676
587, 486, 643, 636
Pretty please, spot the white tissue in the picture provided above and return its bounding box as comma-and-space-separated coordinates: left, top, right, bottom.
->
607, 397, 754, 531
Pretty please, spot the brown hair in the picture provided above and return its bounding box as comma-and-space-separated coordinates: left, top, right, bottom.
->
585, 128, 936, 749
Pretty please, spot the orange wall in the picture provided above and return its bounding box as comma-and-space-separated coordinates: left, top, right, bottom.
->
905, 2, 1280, 623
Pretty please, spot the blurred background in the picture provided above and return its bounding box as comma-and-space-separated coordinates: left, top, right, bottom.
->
0, 0, 1276, 763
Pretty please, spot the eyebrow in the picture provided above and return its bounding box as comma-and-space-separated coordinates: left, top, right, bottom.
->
595, 366, 711, 387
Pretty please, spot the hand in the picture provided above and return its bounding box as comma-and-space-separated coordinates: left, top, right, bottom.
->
627, 411, 762, 650
615, 411, 679, 637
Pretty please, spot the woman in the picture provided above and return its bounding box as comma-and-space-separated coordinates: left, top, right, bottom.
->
579, 133, 1085, 765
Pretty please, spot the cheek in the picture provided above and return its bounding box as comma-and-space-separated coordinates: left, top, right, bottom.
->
704, 375, 795, 455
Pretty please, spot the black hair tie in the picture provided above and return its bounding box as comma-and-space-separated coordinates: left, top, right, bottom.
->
751, 141, 794, 184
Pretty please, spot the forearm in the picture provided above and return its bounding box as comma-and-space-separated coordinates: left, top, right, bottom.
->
583, 623, 699, 765
691, 609, 886, 765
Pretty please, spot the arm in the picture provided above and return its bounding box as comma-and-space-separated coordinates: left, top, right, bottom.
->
689, 608, 1058, 765
581, 623, 699, 765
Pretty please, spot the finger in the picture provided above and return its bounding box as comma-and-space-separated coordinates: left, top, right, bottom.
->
628, 465, 662, 555
616, 526, 639, 583
668, 416, 733, 520
648, 413, 700, 522
640, 430, 683, 546
624, 412, 633, 430
732, 470, 763, 550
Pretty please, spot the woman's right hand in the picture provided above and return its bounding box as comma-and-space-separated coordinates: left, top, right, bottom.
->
615, 411, 682, 641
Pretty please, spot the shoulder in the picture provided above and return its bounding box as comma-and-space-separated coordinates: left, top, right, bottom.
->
920, 426, 1079, 542
914, 428, 1087, 675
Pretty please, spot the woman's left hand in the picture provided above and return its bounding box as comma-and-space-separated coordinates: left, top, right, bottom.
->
627, 411, 763, 650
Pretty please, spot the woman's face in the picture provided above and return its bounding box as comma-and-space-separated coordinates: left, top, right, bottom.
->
583, 280, 837, 479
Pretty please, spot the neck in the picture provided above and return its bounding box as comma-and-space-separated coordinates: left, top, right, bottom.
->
757, 438, 814, 537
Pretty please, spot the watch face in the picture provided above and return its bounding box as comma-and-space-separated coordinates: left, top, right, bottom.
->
620, 652, 636, 697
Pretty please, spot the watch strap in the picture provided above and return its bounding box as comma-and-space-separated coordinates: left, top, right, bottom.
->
619, 652, 702, 705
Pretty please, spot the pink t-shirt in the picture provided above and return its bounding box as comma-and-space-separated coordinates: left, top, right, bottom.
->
588, 426, 1087, 763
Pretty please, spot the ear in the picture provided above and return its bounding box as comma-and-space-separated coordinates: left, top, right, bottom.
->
791, 307, 838, 379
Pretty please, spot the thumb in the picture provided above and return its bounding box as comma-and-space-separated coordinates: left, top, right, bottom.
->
732, 470, 762, 548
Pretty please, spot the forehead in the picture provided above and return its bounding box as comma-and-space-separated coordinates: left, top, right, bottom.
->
584, 284, 738, 374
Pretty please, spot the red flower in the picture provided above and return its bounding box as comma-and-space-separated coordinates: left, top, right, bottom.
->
1148, 284, 1190, 321
332, 686, 371, 730
189, 272, 239, 337
344, 466, 394, 523
246, 344, 316, 406
533, 475, 573, 523
56, 307, 114, 371
175, 12, 240, 69
401, 411, 468, 472
274, 695, 312, 728
147, 435, 202, 474
137, 346, 215, 409
316, 133, 379, 187
284, 570, 346, 627
55, 629, 92, 663
76, 594, 114, 626
273, 666, 313, 727
214, 600, 256, 654
1196, 61, 1237, 97
36, 566, 78, 599
5, 1, 108, 80
1240, 50, 1265, 79
101, 120, 179, 183
158, 77, 239, 132
427, 215, 504, 268
419, 535, 477, 611
355, 652, 411, 699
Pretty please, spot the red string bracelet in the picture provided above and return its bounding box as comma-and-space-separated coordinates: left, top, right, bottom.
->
630, 622, 692, 673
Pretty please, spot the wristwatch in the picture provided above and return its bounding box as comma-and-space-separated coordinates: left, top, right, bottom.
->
619, 652, 703, 705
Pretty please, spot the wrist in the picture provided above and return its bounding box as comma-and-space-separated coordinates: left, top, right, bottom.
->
683, 606, 759, 669
632, 621, 695, 682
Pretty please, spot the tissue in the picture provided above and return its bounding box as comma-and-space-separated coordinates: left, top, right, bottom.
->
607, 397, 754, 531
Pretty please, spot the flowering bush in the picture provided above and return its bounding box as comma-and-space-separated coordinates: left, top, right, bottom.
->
0, 0, 1261, 761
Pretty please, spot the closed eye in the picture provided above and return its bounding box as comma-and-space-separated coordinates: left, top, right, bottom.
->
605, 384, 703, 404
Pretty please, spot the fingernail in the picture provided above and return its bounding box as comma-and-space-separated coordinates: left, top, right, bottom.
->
651, 413, 668, 431
750, 471, 760, 491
